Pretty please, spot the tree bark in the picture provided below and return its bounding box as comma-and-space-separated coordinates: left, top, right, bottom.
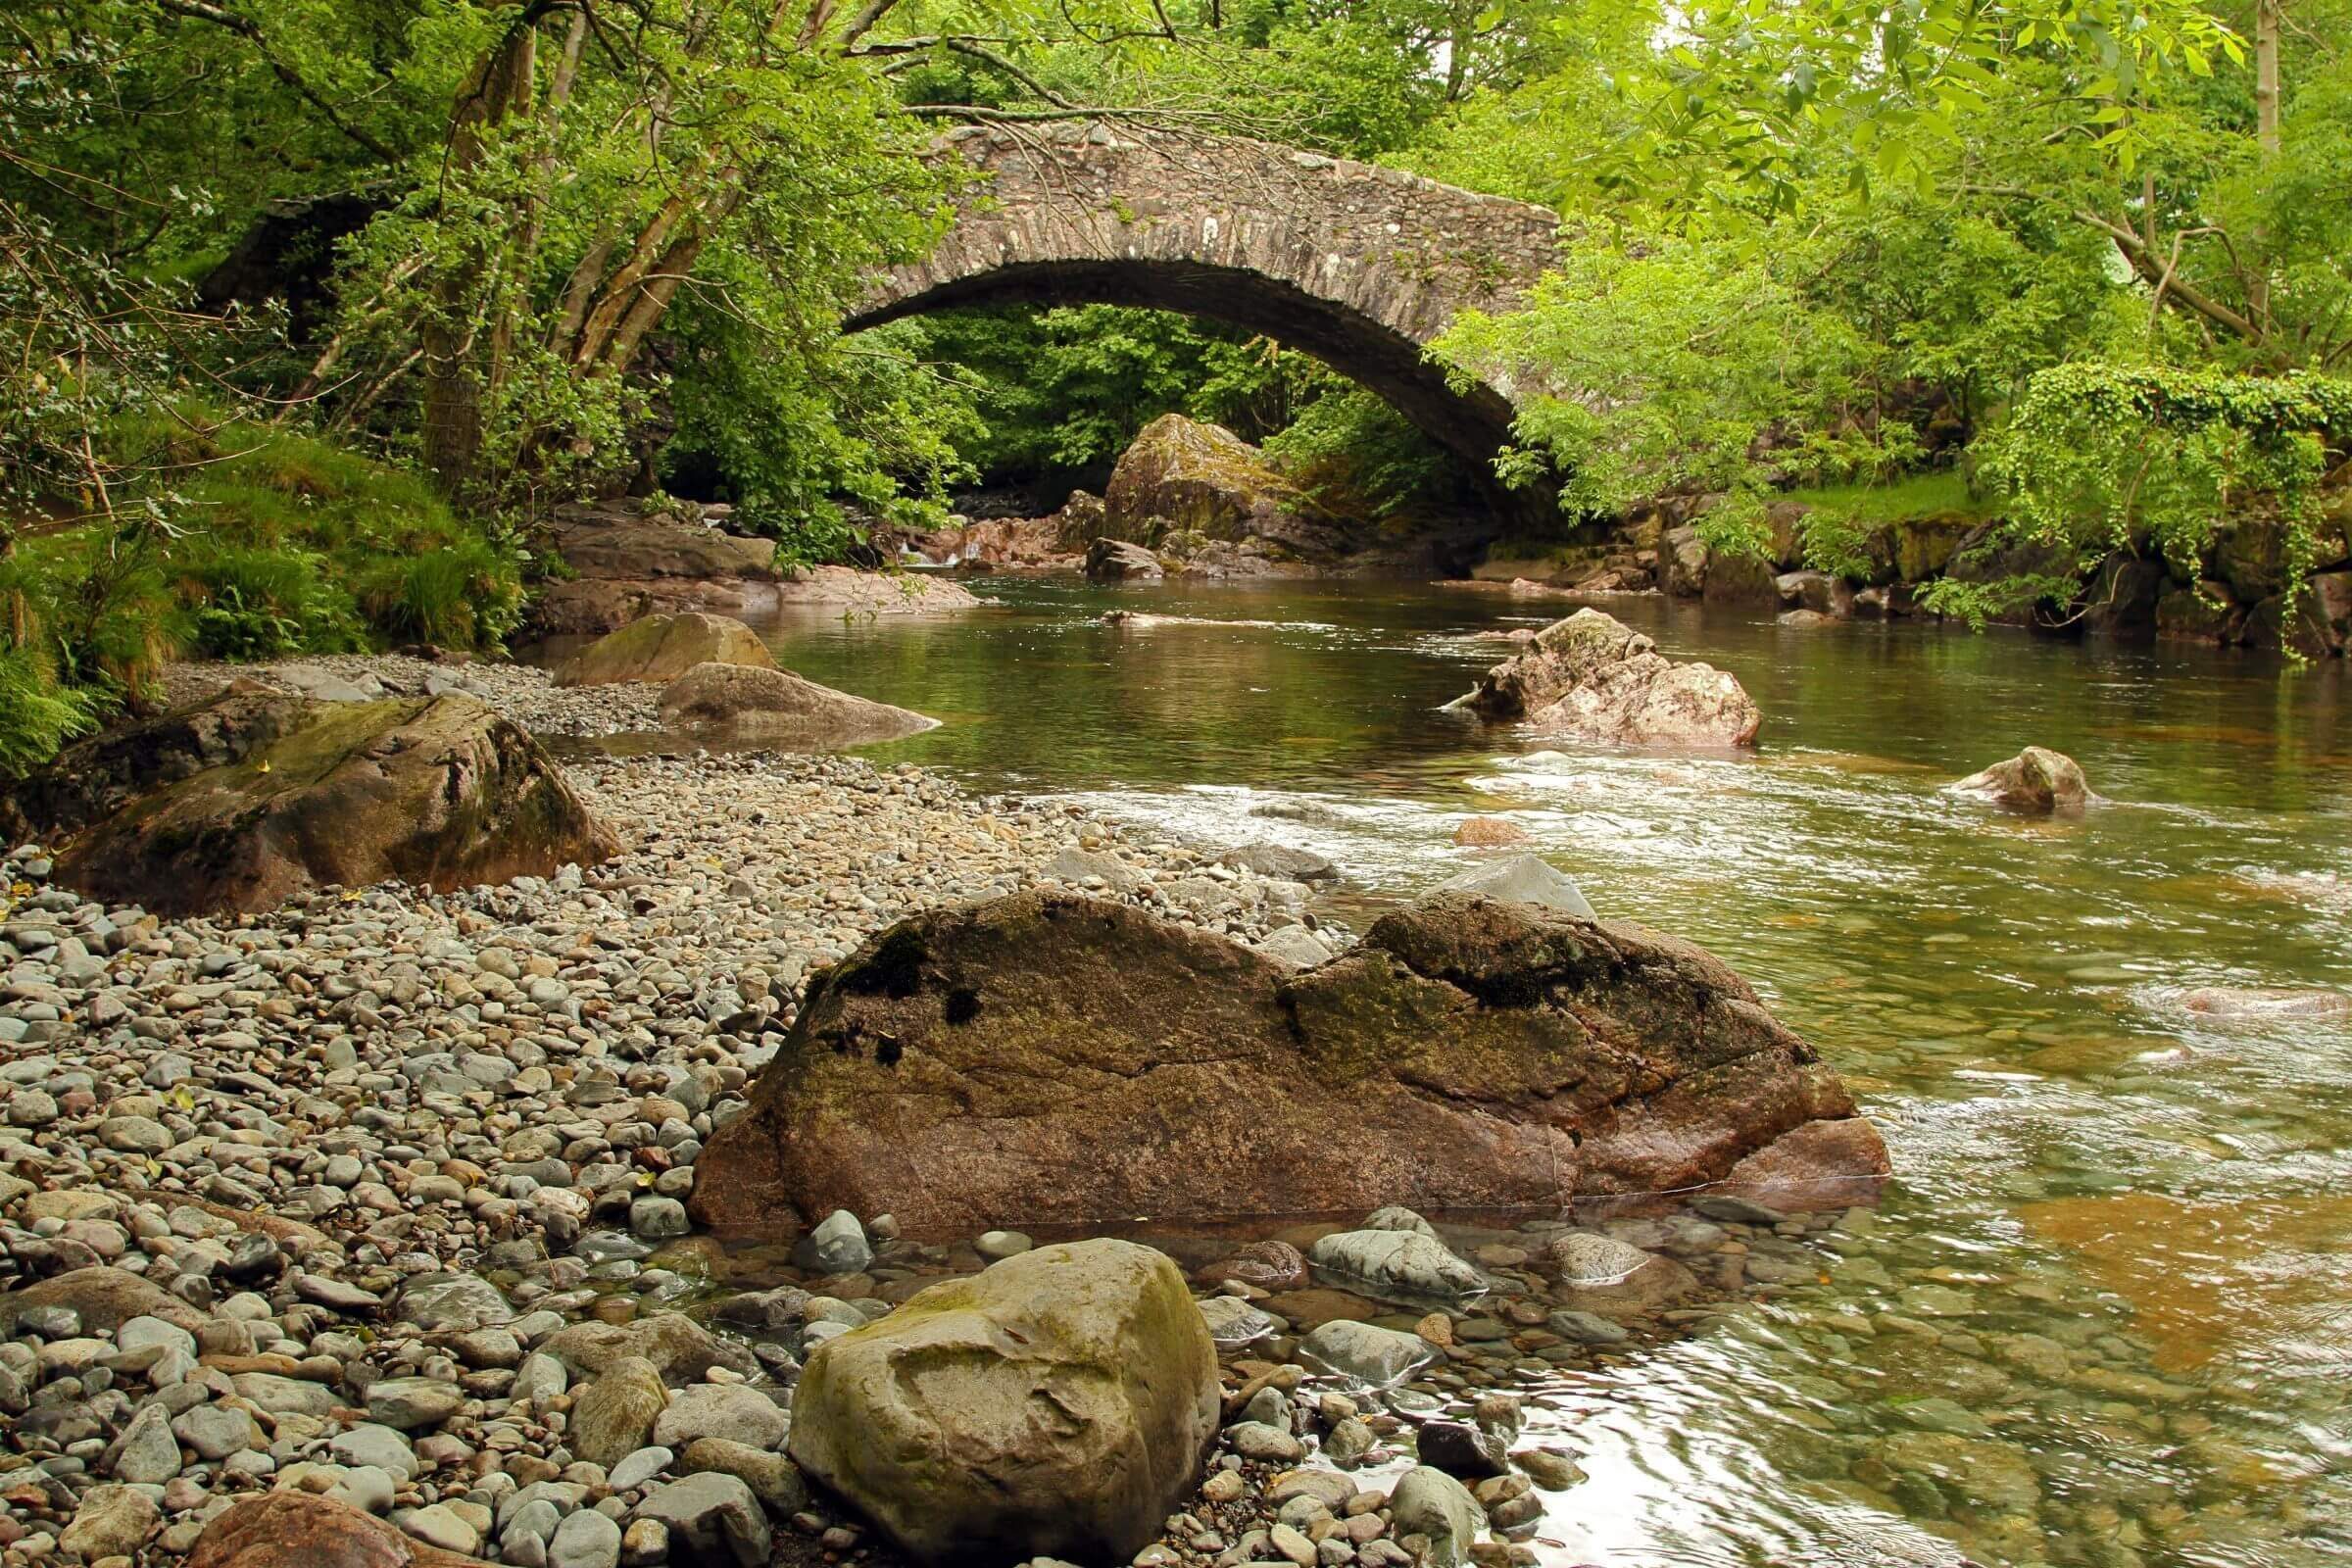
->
2249, 0, 2280, 329
419, 19, 540, 502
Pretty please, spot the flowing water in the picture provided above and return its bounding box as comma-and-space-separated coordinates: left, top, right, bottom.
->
742, 577, 2352, 1568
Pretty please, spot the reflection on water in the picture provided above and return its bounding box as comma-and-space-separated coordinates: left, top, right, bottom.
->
742, 576, 2352, 1566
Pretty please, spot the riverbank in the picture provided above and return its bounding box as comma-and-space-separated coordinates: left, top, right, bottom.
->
0, 649, 1886, 1568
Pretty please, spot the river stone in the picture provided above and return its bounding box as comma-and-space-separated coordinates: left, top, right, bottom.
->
1084, 538, 1164, 583
0, 1266, 206, 1334
188, 1494, 485, 1568
550, 1507, 624, 1568
1218, 844, 1338, 882
1541, 1232, 1653, 1284
555, 612, 776, 688
63, 1484, 160, 1559
175, 1402, 264, 1461
657, 662, 937, 750
1389, 1468, 1483, 1568
1197, 1296, 1276, 1348
787, 1239, 1218, 1566
1297, 1320, 1437, 1389
690, 892, 1884, 1234
651, 1385, 789, 1452
541, 1314, 759, 1383
1455, 609, 1762, 748
1251, 925, 1335, 969
114, 1399, 183, 1483
1308, 1229, 1485, 1302
674, 1439, 810, 1517
631, 1474, 769, 1568
571, 1357, 672, 1469
1950, 746, 2095, 815
1195, 1241, 1309, 1294
1432, 855, 1593, 918
794, 1209, 872, 1275
395, 1272, 514, 1333
329, 1424, 422, 1481
32, 693, 615, 916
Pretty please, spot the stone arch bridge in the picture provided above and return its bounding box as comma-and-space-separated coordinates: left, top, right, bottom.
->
844, 122, 1562, 519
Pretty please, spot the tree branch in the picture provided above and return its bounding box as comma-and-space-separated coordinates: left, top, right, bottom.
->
148, 0, 401, 162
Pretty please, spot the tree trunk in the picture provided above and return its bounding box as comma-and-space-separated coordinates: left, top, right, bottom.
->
2249, 0, 2280, 329
420, 21, 539, 502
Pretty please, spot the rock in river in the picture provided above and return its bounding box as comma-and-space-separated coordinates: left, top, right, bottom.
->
1455, 608, 1762, 747
1085, 538, 1164, 583
657, 662, 938, 750
690, 890, 1886, 1235
555, 611, 777, 687
12, 691, 614, 916
1950, 745, 2096, 814
786, 1239, 1219, 1566
1308, 1226, 1487, 1303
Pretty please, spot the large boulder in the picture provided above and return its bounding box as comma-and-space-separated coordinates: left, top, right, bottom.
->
554, 612, 776, 687
21, 693, 614, 916
690, 891, 1885, 1237
1950, 746, 2095, 815
786, 1239, 1219, 1566
657, 663, 938, 749
1455, 609, 1762, 747
1104, 414, 1351, 559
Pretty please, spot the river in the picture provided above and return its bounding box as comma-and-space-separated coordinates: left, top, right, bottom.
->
749, 576, 2351, 1568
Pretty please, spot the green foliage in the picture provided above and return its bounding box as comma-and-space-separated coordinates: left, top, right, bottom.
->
1929, 364, 2352, 628
1262, 384, 1470, 517
0, 645, 108, 779
1438, 229, 1904, 557
662, 308, 982, 566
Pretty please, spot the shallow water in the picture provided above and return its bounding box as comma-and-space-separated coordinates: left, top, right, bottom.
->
747, 577, 2352, 1568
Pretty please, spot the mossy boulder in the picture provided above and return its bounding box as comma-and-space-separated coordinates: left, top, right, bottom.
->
787, 1239, 1218, 1566
1873, 514, 1982, 584
34, 692, 614, 916
1455, 609, 1761, 747
657, 662, 938, 749
689, 891, 1885, 1238
1104, 415, 1353, 559
553, 612, 775, 687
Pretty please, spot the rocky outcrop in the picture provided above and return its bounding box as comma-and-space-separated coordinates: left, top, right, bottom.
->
1086, 538, 1164, 583
690, 890, 1885, 1237
911, 516, 1080, 571
1455, 609, 1762, 747
554, 612, 776, 687
657, 663, 938, 749
787, 1239, 1219, 1565
1951, 747, 2095, 815
1104, 416, 1354, 561
15, 692, 613, 916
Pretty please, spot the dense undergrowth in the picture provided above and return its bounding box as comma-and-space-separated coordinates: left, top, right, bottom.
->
0, 411, 523, 772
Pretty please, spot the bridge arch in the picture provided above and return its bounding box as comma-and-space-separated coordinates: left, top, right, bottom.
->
845, 122, 1562, 521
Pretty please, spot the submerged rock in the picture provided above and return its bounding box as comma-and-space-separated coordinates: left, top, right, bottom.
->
2176, 985, 2352, 1021
1308, 1227, 1487, 1303
1951, 746, 2096, 814
657, 662, 937, 750
689, 890, 1885, 1236
19, 692, 613, 916
555, 611, 777, 687
1452, 815, 1529, 848
1297, 1319, 1438, 1388
1456, 609, 1762, 747
786, 1239, 1218, 1565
